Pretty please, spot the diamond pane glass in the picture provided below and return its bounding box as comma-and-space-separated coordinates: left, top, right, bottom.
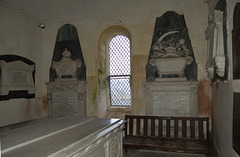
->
108, 35, 131, 106
109, 35, 130, 75
109, 76, 131, 106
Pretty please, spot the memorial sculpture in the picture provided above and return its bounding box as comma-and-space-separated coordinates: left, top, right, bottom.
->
51, 48, 82, 79
145, 12, 198, 117
0, 55, 36, 100
149, 31, 193, 81
46, 48, 86, 117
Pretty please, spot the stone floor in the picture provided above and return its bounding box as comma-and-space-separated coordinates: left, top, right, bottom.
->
123, 149, 206, 157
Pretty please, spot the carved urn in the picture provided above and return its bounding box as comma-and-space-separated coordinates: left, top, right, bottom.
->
150, 53, 193, 78
51, 48, 82, 79
149, 31, 193, 80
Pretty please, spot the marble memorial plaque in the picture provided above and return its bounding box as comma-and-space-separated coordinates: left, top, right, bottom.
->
52, 92, 78, 116
145, 81, 198, 117
153, 91, 189, 116
0, 60, 36, 96
9, 71, 29, 85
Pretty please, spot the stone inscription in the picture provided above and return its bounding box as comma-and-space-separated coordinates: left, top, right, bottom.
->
9, 71, 29, 85
52, 92, 78, 116
152, 91, 189, 116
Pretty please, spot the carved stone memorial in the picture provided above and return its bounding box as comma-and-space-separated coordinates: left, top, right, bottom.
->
145, 81, 198, 117
145, 12, 198, 116
46, 48, 86, 117
149, 31, 193, 81
205, 10, 226, 80
0, 59, 36, 98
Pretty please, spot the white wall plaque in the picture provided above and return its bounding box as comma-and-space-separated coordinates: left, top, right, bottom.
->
46, 80, 86, 117
0, 60, 36, 95
52, 92, 78, 116
145, 81, 198, 117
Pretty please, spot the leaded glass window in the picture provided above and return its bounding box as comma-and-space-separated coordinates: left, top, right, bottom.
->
108, 35, 131, 107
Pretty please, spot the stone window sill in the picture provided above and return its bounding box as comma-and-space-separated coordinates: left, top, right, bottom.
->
107, 106, 131, 112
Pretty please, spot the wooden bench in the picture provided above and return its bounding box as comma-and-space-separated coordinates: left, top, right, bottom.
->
123, 115, 213, 157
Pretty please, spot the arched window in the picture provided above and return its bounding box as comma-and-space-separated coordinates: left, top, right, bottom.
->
107, 35, 131, 107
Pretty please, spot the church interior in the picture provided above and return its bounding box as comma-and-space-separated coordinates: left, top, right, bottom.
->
0, 0, 240, 156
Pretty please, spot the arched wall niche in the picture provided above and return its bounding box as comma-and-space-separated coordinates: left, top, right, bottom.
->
50, 24, 86, 81
97, 25, 132, 118
98, 25, 131, 44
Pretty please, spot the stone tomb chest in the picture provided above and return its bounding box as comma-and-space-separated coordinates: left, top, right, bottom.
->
0, 116, 125, 157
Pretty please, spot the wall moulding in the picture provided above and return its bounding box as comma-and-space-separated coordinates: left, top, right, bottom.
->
205, 10, 226, 80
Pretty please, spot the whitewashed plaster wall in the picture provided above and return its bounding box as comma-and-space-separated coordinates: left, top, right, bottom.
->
211, 0, 240, 157
0, 6, 47, 127
41, 0, 209, 118
0, 0, 209, 126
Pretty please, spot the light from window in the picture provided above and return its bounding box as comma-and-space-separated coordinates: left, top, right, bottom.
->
108, 35, 131, 107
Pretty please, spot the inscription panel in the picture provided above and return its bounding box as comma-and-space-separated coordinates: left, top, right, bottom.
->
52, 92, 78, 116
153, 91, 189, 116
46, 81, 86, 117
9, 71, 29, 85
145, 81, 198, 117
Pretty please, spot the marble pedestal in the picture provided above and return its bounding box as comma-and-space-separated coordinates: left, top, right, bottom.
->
145, 81, 198, 117
46, 79, 86, 117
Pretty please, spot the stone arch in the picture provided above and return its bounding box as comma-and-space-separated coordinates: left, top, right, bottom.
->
97, 25, 131, 118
